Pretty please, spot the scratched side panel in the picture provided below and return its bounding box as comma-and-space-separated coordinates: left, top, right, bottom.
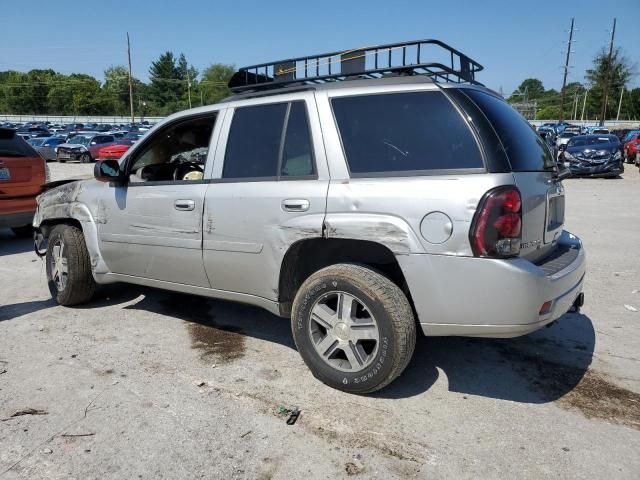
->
325, 174, 515, 256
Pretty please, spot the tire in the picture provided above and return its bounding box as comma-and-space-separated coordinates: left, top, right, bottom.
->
57, 157, 66, 163
11, 225, 33, 238
81, 153, 91, 163
291, 264, 416, 394
46, 224, 96, 306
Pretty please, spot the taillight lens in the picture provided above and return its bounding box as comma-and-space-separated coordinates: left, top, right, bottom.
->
470, 187, 522, 258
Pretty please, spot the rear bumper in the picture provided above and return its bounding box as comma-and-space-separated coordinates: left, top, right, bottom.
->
0, 210, 35, 228
398, 230, 586, 338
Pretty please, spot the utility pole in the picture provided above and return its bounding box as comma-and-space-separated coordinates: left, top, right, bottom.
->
616, 87, 624, 121
572, 91, 579, 120
559, 18, 575, 122
581, 87, 589, 123
127, 32, 134, 124
200, 90, 203, 107
599, 18, 616, 126
186, 70, 192, 109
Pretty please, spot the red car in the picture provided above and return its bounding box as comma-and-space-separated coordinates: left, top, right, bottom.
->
623, 134, 640, 163
0, 128, 48, 237
95, 142, 131, 161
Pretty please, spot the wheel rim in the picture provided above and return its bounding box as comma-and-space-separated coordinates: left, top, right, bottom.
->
50, 239, 68, 291
308, 291, 380, 373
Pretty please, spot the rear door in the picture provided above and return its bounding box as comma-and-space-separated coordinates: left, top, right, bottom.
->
462, 89, 563, 262
203, 94, 329, 301
0, 128, 45, 201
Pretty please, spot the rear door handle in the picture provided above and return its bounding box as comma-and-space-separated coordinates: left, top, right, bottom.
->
174, 199, 195, 211
281, 199, 310, 212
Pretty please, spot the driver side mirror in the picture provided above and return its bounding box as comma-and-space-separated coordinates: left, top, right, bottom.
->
94, 160, 124, 184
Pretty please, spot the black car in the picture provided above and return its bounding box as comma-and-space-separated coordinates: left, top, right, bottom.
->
560, 134, 623, 178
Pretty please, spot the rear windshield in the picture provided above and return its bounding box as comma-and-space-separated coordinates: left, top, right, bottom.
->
332, 91, 483, 175
0, 129, 39, 157
463, 89, 555, 171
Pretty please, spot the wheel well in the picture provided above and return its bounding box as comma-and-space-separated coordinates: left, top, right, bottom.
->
278, 238, 411, 316
39, 218, 83, 238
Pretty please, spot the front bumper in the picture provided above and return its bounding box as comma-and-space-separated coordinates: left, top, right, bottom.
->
398, 230, 586, 338
57, 149, 85, 161
567, 160, 623, 177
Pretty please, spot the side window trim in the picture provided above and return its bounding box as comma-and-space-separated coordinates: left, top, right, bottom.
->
221, 100, 318, 182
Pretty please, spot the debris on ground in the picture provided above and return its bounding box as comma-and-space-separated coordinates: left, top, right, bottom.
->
276, 405, 291, 416
42, 448, 53, 454
345, 455, 365, 475
61, 432, 95, 438
0, 369, 6, 375
194, 380, 206, 387
286, 407, 301, 425
624, 304, 638, 312
2, 408, 48, 421
240, 430, 252, 438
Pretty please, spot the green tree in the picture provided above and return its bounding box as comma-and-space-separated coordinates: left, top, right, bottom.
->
585, 47, 634, 120
536, 105, 560, 120
47, 74, 108, 115
509, 78, 545, 102
200, 63, 235, 105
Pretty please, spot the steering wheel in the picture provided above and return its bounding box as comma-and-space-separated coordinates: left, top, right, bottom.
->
173, 161, 204, 181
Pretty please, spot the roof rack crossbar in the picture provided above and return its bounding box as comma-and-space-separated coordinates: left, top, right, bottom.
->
228, 39, 483, 93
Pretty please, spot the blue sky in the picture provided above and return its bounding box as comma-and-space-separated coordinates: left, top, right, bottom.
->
1, 0, 637, 93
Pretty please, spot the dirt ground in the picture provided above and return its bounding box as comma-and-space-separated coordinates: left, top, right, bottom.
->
1, 162, 639, 479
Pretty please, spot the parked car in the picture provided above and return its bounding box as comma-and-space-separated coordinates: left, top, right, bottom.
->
56, 134, 115, 163
556, 131, 578, 148
32, 40, 585, 393
560, 134, 623, 177
27, 136, 66, 161
623, 133, 640, 163
94, 141, 134, 161
0, 128, 48, 236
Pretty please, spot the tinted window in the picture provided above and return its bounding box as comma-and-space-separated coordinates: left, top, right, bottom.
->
464, 89, 555, 171
281, 102, 314, 177
223, 103, 287, 178
332, 91, 483, 175
0, 129, 38, 157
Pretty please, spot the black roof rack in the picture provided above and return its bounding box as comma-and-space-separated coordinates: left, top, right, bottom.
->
228, 39, 483, 93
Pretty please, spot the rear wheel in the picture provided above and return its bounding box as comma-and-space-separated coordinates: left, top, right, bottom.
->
46, 224, 96, 306
80, 153, 91, 163
291, 264, 416, 394
11, 225, 32, 238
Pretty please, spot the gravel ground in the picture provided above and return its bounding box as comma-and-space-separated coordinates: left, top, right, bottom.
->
0, 162, 639, 479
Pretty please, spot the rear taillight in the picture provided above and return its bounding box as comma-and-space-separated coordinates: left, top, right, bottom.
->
470, 187, 522, 258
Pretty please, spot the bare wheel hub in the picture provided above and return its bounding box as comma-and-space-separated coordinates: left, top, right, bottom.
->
308, 291, 380, 373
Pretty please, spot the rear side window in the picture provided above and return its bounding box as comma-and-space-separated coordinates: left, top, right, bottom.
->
0, 129, 39, 157
223, 101, 315, 179
463, 89, 555, 171
331, 91, 483, 175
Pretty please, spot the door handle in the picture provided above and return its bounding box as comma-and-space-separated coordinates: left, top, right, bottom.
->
282, 199, 310, 212
174, 199, 195, 211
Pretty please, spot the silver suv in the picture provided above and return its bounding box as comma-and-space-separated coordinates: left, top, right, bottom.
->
33, 40, 586, 393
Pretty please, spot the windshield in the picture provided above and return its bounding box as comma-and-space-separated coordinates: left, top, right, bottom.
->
69, 136, 90, 145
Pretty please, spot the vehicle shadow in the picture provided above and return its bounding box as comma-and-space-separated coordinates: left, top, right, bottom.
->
0, 298, 57, 321
375, 312, 595, 403
120, 288, 296, 349
0, 229, 33, 256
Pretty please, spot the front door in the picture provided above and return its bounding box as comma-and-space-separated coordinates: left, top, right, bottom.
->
97, 112, 222, 287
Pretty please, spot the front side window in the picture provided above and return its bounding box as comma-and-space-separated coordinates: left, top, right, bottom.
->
332, 91, 483, 175
128, 114, 216, 182
223, 101, 315, 179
